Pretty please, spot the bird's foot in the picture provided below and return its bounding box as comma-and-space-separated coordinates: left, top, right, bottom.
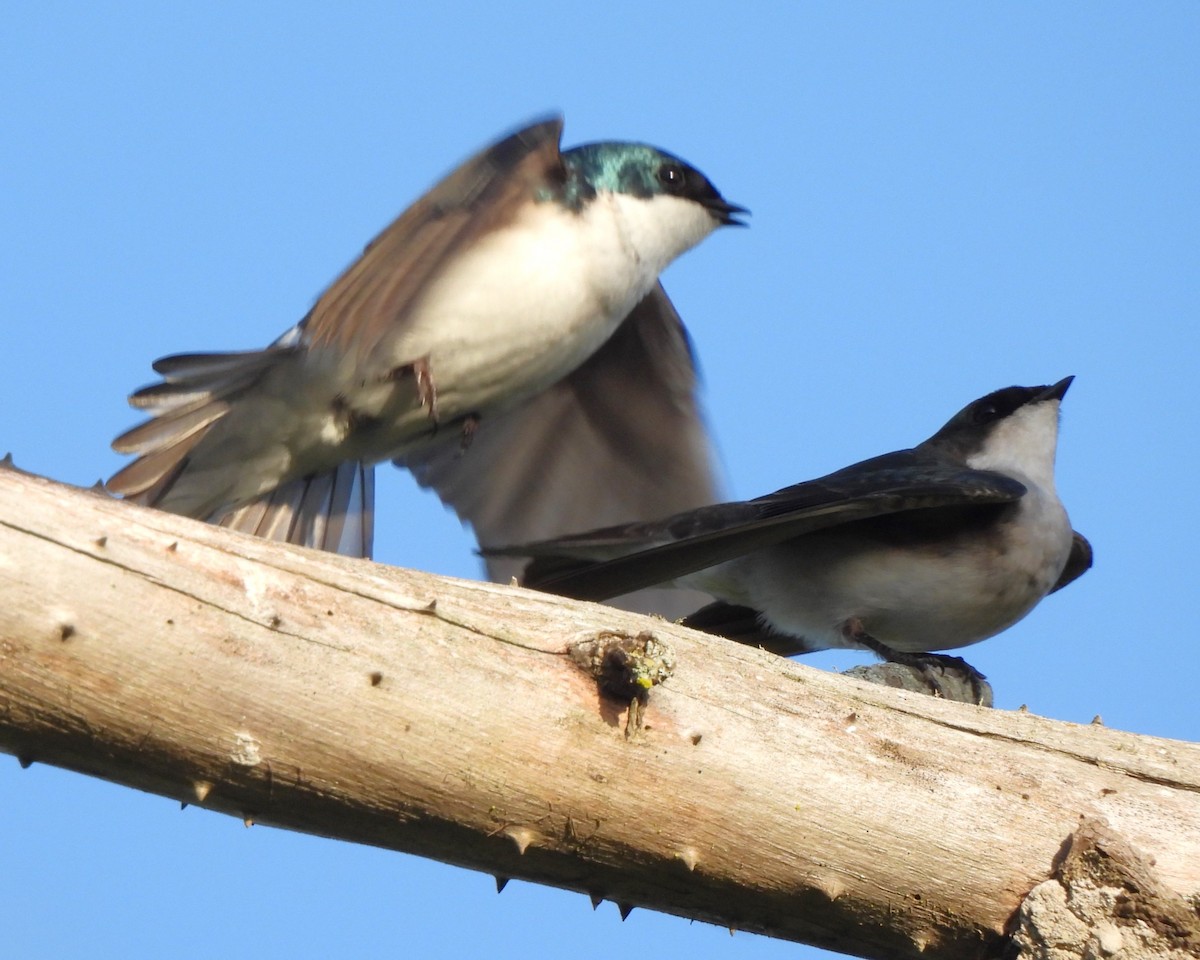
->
392, 355, 439, 425
842, 618, 990, 705
413, 356, 439, 423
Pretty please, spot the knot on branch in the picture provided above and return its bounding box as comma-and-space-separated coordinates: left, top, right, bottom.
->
1010, 817, 1200, 959
568, 630, 675, 702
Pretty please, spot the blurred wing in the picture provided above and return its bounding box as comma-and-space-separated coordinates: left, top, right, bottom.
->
110, 119, 563, 550
513, 453, 1028, 601
404, 283, 721, 616
302, 117, 565, 362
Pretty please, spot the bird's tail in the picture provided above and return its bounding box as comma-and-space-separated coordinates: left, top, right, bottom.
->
109, 348, 281, 505
208, 461, 375, 558
108, 347, 375, 557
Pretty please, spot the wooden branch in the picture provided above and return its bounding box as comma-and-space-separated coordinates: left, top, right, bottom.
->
1, 464, 1197, 960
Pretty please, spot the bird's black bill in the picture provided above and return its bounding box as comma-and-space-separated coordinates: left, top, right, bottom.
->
1038, 376, 1074, 403
705, 198, 749, 226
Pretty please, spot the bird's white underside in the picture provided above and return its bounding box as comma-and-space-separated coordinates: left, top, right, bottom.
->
686, 400, 1074, 653
371, 191, 718, 417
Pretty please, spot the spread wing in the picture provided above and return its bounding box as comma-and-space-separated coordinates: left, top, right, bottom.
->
109, 118, 566, 529
403, 283, 721, 618
502, 451, 1028, 601
302, 117, 566, 363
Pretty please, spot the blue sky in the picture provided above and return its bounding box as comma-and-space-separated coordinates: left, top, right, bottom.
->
3, 4, 1197, 959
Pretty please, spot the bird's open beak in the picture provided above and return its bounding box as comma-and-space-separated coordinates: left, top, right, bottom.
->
705, 198, 749, 227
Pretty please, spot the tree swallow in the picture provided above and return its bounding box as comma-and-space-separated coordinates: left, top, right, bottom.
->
108, 117, 745, 562
490, 379, 1092, 686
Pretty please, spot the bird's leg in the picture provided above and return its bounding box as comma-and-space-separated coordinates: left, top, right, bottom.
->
841, 617, 989, 705
391, 355, 439, 425
413, 356, 438, 423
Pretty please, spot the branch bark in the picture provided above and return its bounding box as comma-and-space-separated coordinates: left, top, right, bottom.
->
1, 464, 1197, 960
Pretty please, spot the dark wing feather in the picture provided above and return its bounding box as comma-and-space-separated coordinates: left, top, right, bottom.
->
512, 453, 1027, 601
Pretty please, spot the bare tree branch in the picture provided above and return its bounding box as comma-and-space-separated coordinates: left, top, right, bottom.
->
1, 464, 1197, 960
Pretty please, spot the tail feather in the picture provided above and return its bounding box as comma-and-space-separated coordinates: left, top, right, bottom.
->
112, 400, 230, 455
152, 349, 281, 380
128, 372, 260, 412
213, 460, 375, 558
108, 426, 211, 496
109, 346, 291, 505
113, 343, 375, 557
317, 459, 373, 556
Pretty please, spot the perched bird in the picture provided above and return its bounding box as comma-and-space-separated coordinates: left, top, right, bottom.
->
489, 379, 1092, 683
109, 117, 744, 563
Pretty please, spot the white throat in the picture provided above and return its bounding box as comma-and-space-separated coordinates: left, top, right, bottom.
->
966, 400, 1061, 492
599, 192, 720, 281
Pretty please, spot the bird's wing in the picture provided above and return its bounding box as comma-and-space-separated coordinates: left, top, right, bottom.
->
500, 451, 1028, 601
403, 283, 720, 617
109, 119, 564, 543
302, 117, 565, 363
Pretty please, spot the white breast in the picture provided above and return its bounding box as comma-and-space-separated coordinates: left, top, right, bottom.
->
367, 193, 718, 423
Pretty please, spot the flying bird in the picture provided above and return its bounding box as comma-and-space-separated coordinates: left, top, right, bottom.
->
109, 117, 744, 565
490, 379, 1092, 686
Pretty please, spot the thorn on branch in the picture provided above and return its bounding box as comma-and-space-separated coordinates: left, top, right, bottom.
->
503, 826, 538, 855
812, 875, 846, 901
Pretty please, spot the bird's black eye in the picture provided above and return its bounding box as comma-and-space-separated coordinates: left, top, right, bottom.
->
657, 162, 687, 192
972, 401, 1000, 424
